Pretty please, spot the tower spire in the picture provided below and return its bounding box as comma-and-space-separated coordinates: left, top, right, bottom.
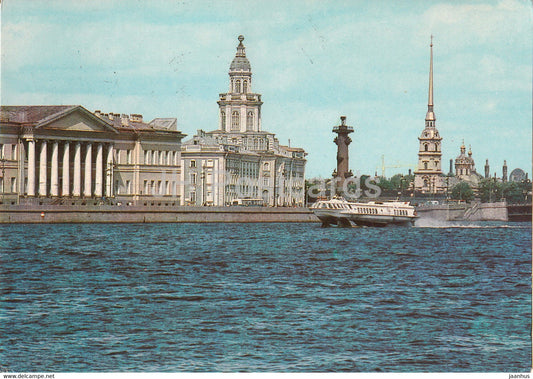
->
425, 35, 435, 123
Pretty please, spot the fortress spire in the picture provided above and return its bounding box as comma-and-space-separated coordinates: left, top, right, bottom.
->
425, 36, 435, 123
414, 35, 443, 194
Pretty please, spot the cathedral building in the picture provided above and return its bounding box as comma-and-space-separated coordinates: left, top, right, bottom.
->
452, 142, 482, 188
414, 38, 445, 194
180, 36, 306, 206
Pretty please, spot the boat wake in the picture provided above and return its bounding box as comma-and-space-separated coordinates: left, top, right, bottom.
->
415, 220, 528, 229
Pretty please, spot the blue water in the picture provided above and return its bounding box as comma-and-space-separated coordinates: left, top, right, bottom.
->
1, 222, 531, 372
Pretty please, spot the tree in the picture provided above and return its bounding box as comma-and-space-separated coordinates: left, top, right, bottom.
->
451, 182, 474, 202
478, 178, 502, 203
478, 179, 531, 203
502, 181, 526, 204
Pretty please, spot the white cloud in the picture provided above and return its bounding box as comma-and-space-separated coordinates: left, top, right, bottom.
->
1, 0, 531, 177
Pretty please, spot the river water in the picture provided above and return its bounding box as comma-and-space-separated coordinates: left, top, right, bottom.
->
1, 222, 531, 372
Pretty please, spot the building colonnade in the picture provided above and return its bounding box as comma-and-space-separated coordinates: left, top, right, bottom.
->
26, 138, 114, 198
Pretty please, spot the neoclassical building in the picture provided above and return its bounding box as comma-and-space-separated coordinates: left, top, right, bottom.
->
0, 105, 185, 205
414, 38, 445, 194
181, 36, 307, 206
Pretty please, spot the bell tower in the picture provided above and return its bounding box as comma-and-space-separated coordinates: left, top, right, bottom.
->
217, 35, 263, 133
414, 36, 444, 194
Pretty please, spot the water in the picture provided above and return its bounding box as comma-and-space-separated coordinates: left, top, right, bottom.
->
1, 222, 531, 372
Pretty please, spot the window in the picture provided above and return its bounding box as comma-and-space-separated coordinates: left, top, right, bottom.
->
424, 144, 428, 152
190, 192, 196, 202
231, 111, 240, 130
243, 81, 248, 93
165, 181, 170, 195
10, 177, 16, 193
424, 162, 428, 170
144, 180, 148, 194
235, 80, 241, 93
263, 162, 269, 170
0, 144, 3, 159
126, 180, 131, 194
12, 144, 17, 159
221, 111, 226, 130
190, 173, 197, 185
144, 151, 151, 165
247, 111, 254, 130
190, 160, 196, 168
127, 150, 132, 164
151, 180, 155, 195
158, 180, 162, 195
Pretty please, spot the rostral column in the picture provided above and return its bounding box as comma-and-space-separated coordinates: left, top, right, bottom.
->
332, 116, 354, 196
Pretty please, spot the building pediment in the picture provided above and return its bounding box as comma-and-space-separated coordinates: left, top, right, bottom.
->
35, 106, 118, 133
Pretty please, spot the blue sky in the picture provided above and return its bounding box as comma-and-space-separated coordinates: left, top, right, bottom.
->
1, 0, 531, 178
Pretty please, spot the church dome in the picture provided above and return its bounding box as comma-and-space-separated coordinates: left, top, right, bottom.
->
229, 35, 251, 72
230, 56, 251, 72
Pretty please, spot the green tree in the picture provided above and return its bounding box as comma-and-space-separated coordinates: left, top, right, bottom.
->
451, 182, 474, 202
502, 181, 526, 204
478, 178, 502, 203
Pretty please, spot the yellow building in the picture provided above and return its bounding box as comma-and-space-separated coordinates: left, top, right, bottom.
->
0, 105, 185, 205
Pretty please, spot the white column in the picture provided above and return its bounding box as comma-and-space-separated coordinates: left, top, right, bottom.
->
38, 140, 47, 196
95, 143, 103, 197
84, 143, 92, 197
73, 142, 81, 196
27, 139, 36, 196
62, 142, 70, 196
50, 141, 59, 196
105, 144, 114, 196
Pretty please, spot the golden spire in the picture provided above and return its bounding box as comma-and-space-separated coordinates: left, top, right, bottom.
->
425, 35, 435, 122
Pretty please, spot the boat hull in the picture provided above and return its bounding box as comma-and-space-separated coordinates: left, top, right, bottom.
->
341, 213, 416, 227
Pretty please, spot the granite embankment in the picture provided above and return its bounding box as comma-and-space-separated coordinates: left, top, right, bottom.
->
415, 201, 509, 222
0, 204, 319, 224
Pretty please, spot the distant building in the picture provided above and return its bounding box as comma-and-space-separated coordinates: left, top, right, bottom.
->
414, 38, 445, 194
509, 168, 527, 182
502, 160, 508, 182
0, 105, 185, 205
180, 36, 306, 206
453, 142, 482, 188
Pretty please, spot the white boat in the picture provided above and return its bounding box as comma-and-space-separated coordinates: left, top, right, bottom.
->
310, 197, 418, 227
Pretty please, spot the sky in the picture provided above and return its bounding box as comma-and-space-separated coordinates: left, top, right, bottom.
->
1, 0, 531, 178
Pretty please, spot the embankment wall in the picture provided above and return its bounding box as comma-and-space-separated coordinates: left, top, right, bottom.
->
416, 201, 508, 222
0, 205, 319, 224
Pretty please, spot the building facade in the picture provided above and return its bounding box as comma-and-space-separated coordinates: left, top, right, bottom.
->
452, 142, 482, 188
181, 35, 307, 206
414, 38, 445, 194
0, 105, 185, 205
